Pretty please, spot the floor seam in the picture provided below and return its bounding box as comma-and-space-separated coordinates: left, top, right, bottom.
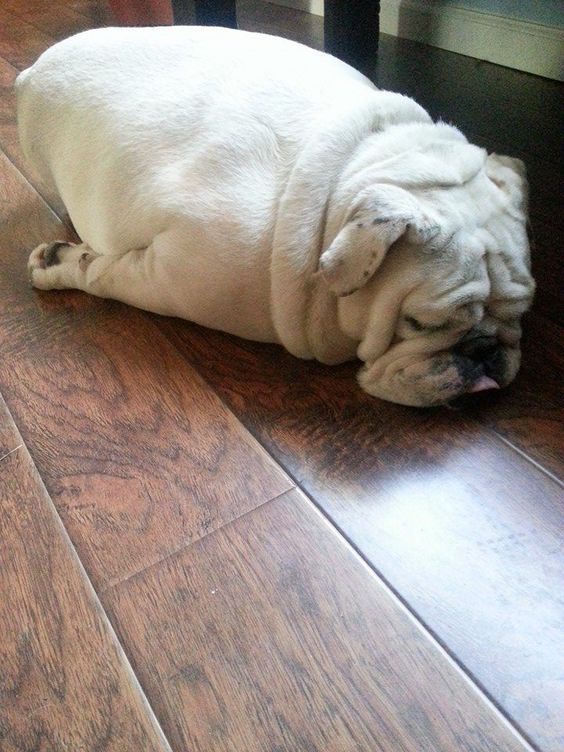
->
0, 443, 22, 463
101, 485, 296, 594
149, 328, 540, 751
0, 394, 175, 752
491, 429, 563, 487
268, 470, 540, 752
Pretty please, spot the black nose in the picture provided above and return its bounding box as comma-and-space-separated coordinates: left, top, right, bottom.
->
454, 336, 506, 381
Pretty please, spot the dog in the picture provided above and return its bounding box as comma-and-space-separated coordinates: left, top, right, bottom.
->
16, 26, 535, 406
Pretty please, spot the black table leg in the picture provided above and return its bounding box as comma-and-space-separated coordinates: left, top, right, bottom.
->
172, 0, 237, 27
324, 0, 380, 75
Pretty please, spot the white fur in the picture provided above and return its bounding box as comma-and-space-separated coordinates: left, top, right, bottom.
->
17, 26, 534, 406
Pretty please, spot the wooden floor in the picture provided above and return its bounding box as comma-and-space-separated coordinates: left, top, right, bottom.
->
1, 1, 562, 750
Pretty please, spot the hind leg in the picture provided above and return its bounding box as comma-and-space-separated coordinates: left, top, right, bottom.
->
28, 236, 186, 317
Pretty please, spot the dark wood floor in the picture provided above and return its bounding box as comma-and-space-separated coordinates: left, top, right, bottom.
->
0, 1, 562, 751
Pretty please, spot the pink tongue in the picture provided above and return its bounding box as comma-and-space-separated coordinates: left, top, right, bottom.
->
468, 375, 500, 393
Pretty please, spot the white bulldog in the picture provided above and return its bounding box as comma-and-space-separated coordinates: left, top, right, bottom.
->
17, 26, 534, 406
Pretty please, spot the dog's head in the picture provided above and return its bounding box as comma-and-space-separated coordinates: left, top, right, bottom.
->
318, 125, 534, 406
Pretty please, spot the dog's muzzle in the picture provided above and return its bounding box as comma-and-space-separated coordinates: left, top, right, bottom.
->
453, 334, 507, 392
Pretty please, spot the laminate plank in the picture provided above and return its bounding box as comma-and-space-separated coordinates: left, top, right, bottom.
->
160, 301, 563, 488
65, 0, 116, 26
239, 0, 324, 51
374, 35, 563, 164
103, 489, 531, 752
0, 8, 53, 70
158, 318, 564, 751
526, 220, 564, 325
466, 313, 564, 477
374, 32, 562, 111
2, 0, 68, 14
0, 56, 67, 216
0, 55, 17, 86
0, 397, 172, 752
0, 149, 293, 590
0, 14, 57, 207
3, 5, 562, 750
65, 0, 115, 26
5, 3, 94, 43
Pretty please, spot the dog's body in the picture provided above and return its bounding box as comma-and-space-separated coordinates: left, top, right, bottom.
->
17, 26, 534, 405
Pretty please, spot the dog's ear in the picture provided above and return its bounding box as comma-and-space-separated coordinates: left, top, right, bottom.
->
317, 184, 440, 297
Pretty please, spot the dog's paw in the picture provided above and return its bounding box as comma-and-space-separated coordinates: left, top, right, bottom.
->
28, 241, 80, 290
28, 241, 72, 271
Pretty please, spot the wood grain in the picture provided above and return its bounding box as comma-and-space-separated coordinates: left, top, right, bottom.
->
4, 1, 94, 43
0, 55, 17, 86
466, 313, 564, 477
0, 58, 67, 216
158, 317, 564, 751
0, 149, 293, 590
239, 0, 324, 50
0, 397, 172, 752
1, 4, 562, 751
0, 7, 53, 70
374, 34, 562, 166
2, 0, 113, 27
103, 488, 532, 752
65, 0, 115, 25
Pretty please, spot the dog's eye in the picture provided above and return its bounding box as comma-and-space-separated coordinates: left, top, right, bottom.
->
405, 315, 427, 332
405, 315, 449, 333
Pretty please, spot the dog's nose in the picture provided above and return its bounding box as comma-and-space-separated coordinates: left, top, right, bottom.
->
455, 335, 506, 383
456, 334, 498, 359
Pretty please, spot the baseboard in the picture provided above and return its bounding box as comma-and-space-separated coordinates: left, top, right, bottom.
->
270, 0, 564, 80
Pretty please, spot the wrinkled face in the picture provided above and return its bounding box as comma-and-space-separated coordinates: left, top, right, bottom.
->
327, 152, 535, 407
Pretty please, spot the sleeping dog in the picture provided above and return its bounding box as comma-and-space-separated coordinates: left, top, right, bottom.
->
17, 26, 534, 406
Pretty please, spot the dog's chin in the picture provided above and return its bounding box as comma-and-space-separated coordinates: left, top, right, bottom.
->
357, 350, 515, 407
